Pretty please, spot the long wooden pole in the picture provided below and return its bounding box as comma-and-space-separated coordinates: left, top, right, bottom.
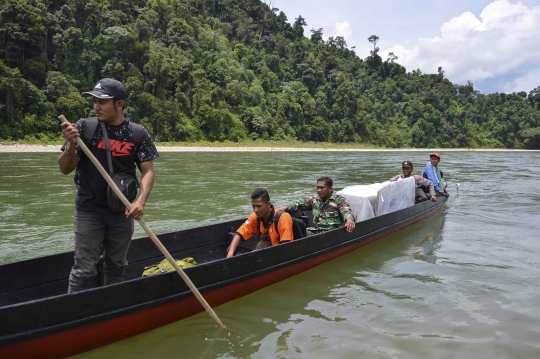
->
58, 115, 225, 329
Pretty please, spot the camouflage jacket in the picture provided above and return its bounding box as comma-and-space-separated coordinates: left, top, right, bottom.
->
287, 192, 355, 233
387, 174, 436, 197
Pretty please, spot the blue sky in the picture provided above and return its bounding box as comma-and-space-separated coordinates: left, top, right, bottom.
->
274, 0, 540, 94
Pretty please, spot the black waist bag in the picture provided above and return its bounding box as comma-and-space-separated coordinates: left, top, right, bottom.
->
107, 172, 139, 212
98, 121, 140, 212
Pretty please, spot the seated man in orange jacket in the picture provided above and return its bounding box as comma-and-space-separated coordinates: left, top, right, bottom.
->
227, 188, 294, 258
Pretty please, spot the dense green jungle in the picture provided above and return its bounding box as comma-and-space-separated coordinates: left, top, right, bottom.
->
1, 0, 540, 148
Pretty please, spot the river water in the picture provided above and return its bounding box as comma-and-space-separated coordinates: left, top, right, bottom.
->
1, 150, 539, 358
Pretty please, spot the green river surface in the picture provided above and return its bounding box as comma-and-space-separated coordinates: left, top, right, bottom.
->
1, 150, 539, 358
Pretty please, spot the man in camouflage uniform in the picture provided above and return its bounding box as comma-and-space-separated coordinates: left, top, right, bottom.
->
387, 161, 437, 203
277, 177, 355, 235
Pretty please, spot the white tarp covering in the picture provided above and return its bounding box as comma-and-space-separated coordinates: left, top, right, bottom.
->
337, 177, 416, 221
337, 183, 384, 222
377, 177, 415, 216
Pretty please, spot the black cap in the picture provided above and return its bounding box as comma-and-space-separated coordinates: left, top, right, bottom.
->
402, 161, 413, 168
82, 78, 126, 100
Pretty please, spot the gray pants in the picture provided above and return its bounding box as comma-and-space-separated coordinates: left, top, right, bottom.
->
415, 187, 429, 203
68, 210, 134, 293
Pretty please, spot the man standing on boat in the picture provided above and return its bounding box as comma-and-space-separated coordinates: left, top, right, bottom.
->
422, 152, 446, 196
277, 177, 355, 235
227, 188, 294, 258
58, 78, 159, 293
388, 161, 437, 203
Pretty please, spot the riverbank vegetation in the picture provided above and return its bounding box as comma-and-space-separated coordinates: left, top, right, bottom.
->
1, 138, 380, 150
1, 0, 540, 149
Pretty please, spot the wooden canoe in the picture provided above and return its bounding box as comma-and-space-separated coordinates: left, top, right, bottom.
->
0, 196, 447, 358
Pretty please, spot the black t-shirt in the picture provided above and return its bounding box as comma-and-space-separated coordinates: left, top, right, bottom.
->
62, 118, 159, 212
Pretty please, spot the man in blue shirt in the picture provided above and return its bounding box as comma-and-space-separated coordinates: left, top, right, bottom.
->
421, 152, 446, 196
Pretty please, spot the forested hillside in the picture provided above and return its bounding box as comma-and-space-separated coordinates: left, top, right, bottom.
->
1, 0, 540, 148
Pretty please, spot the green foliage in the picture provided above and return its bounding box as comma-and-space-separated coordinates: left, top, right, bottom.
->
0, 0, 539, 148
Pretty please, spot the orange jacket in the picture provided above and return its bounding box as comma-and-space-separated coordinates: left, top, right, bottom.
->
237, 209, 294, 246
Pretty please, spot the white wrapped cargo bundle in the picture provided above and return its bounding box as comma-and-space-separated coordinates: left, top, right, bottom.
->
337, 183, 384, 222
337, 177, 416, 222
377, 177, 415, 216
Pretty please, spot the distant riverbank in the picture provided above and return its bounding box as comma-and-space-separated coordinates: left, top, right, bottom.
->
0, 143, 537, 153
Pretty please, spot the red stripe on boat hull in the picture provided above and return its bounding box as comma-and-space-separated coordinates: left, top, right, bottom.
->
1, 206, 440, 359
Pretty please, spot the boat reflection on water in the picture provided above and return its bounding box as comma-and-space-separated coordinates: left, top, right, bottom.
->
412, 209, 447, 264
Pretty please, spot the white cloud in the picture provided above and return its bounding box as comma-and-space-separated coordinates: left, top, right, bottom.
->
383, 0, 540, 93
308, 20, 353, 41
506, 68, 540, 93
333, 21, 352, 38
